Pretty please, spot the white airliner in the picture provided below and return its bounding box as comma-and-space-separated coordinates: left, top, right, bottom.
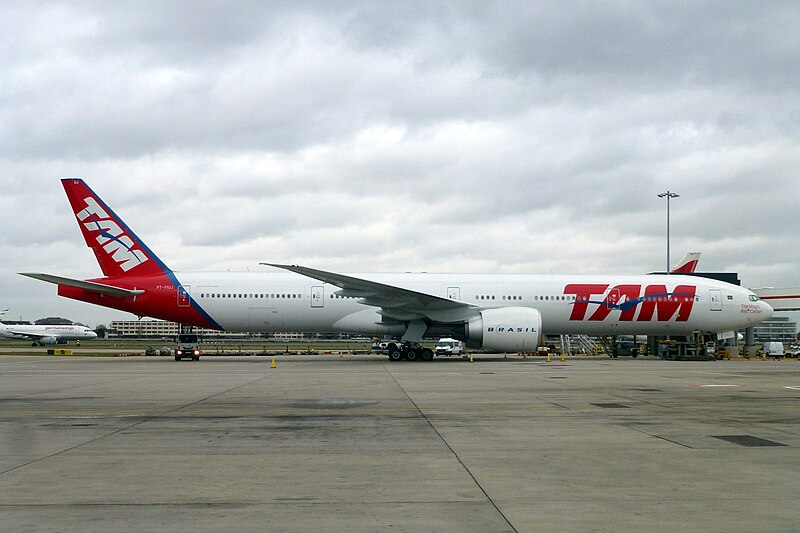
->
21, 179, 773, 360
0, 321, 97, 346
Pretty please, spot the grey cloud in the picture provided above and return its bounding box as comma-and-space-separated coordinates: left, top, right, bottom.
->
1, 1, 799, 325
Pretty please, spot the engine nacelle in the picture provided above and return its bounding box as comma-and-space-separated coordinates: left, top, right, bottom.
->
37, 336, 58, 345
466, 307, 542, 352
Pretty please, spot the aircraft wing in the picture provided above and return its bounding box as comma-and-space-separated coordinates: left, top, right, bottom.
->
263, 263, 479, 323
19, 273, 145, 299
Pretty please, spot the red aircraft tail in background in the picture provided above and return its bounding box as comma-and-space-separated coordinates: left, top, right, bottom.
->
670, 252, 701, 274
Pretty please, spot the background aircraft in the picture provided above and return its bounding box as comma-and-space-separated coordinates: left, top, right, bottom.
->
22, 179, 773, 360
669, 252, 701, 274
0, 322, 97, 346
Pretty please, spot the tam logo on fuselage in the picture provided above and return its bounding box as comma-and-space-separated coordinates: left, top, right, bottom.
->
76, 196, 148, 272
564, 283, 697, 322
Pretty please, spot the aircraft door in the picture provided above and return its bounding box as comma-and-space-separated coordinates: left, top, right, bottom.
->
447, 287, 461, 300
178, 285, 191, 308
607, 288, 621, 307
311, 286, 324, 308
709, 289, 722, 311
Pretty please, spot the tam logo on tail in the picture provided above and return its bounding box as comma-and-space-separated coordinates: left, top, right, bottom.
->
76, 196, 149, 272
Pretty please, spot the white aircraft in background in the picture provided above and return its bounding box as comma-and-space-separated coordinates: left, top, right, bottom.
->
21, 179, 773, 360
0, 307, 97, 345
0, 321, 97, 346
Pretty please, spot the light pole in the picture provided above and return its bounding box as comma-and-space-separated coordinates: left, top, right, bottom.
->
657, 191, 679, 273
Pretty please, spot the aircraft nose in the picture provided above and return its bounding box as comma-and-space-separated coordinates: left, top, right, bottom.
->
761, 300, 774, 320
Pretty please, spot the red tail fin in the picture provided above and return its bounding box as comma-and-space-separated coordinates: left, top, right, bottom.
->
670, 252, 701, 274
61, 178, 171, 278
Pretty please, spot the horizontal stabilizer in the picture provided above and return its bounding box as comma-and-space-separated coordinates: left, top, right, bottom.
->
751, 287, 800, 311
19, 273, 145, 298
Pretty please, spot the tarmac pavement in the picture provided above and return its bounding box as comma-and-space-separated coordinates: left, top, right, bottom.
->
0, 353, 798, 532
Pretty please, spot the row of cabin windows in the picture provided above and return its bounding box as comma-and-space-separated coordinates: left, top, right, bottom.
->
474, 295, 699, 303
199, 292, 698, 303
199, 293, 302, 299
562, 295, 698, 303
543, 295, 698, 303
474, 295, 578, 302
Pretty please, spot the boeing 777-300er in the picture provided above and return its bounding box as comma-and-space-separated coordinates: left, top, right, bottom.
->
0, 321, 97, 346
21, 179, 773, 360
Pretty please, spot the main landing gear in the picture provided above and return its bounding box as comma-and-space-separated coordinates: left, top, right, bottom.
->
385, 342, 434, 362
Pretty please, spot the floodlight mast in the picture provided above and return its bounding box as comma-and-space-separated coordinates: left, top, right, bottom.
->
657, 191, 679, 273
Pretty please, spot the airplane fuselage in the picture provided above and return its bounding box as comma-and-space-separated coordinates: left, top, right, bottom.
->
0, 323, 97, 344
57, 271, 770, 337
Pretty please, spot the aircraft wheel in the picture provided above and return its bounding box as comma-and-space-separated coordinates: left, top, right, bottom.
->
420, 349, 433, 361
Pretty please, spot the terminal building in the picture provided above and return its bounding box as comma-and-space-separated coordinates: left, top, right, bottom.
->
108, 320, 307, 340
751, 316, 797, 345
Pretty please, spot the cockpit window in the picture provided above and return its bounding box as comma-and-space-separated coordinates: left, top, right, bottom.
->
749, 295, 760, 302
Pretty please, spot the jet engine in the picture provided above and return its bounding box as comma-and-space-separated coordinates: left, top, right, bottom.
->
37, 336, 58, 345
466, 307, 542, 352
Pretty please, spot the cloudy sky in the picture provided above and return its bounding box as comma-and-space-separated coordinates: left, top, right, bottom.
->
1, 1, 799, 327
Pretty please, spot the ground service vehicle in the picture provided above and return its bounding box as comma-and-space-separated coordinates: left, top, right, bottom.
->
371, 341, 392, 353
175, 333, 201, 361
761, 341, 784, 358
435, 338, 463, 356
